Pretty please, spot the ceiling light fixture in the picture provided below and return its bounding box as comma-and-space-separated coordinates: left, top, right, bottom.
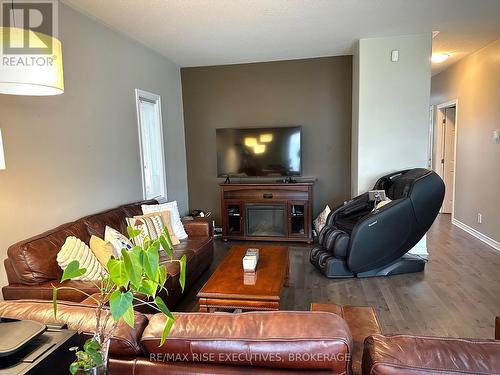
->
431, 53, 450, 63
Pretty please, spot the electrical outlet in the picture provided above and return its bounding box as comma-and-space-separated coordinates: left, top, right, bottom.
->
477, 213, 482, 224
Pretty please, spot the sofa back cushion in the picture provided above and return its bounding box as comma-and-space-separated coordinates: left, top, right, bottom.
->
141, 311, 353, 373
7, 200, 158, 284
83, 207, 129, 239
0, 300, 148, 356
7, 220, 90, 284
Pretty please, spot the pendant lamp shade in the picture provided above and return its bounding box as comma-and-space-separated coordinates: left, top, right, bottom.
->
0, 27, 64, 96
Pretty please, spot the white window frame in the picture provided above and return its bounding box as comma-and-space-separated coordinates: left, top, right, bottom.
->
135, 89, 167, 200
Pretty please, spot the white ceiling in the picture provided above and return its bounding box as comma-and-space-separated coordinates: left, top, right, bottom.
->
62, 0, 500, 74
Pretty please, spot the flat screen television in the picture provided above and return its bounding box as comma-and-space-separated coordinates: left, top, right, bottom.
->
216, 126, 301, 177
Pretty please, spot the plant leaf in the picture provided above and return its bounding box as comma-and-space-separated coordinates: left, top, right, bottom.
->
138, 278, 157, 297
159, 316, 175, 346
87, 349, 103, 366
61, 260, 86, 282
122, 248, 143, 288
159, 234, 173, 258
127, 226, 142, 240
109, 290, 133, 322
52, 285, 58, 318
144, 245, 160, 281
179, 254, 187, 292
122, 303, 135, 328
69, 361, 80, 375
107, 257, 129, 287
158, 264, 167, 287
83, 337, 100, 352
154, 296, 174, 319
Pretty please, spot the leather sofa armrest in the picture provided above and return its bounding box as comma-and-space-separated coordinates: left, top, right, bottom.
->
496, 316, 500, 340
141, 311, 352, 373
0, 300, 148, 357
182, 217, 213, 237
363, 334, 500, 375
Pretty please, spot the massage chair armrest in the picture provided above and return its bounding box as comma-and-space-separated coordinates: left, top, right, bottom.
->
326, 193, 371, 226
362, 334, 500, 375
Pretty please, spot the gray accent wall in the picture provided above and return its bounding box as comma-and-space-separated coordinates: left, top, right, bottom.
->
181, 56, 353, 224
431, 38, 500, 244
0, 3, 189, 292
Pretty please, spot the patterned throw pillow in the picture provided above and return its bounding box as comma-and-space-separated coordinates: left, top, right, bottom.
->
137, 212, 180, 245
126, 215, 165, 248
314, 205, 331, 234
104, 226, 133, 258
142, 201, 188, 240
57, 236, 107, 280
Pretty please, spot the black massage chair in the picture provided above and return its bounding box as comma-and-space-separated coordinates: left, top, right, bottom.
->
310, 168, 445, 278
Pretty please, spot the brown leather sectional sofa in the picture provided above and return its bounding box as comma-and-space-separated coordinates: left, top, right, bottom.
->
0, 299, 498, 374
2, 200, 214, 309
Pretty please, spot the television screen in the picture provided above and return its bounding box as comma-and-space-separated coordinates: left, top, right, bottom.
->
216, 126, 301, 177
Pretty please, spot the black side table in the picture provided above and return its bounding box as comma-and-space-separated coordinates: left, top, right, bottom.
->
0, 322, 83, 375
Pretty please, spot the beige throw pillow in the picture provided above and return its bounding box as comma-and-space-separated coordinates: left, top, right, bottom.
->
314, 205, 331, 234
89, 235, 114, 268
57, 236, 107, 281
142, 201, 188, 240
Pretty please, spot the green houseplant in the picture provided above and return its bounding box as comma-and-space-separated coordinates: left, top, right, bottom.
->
52, 226, 186, 375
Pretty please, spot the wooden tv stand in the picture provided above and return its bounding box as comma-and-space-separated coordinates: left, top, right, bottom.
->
220, 182, 313, 243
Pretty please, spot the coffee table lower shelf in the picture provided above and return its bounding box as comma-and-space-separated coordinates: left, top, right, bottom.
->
198, 297, 280, 312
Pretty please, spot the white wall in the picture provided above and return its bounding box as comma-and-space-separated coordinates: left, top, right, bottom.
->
352, 34, 432, 257
352, 34, 432, 193
0, 3, 189, 293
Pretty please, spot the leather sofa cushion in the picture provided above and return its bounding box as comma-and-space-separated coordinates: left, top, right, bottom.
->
2, 280, 99, 302
310, 303, 381, 375
7, 220, 91, 284
0, 300, 148, 356
141, 311, 352, 373
363, 334, 500, 375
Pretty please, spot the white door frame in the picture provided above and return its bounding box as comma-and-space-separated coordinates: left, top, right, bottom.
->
434, 99, 458, 218
135, 88, 167, 200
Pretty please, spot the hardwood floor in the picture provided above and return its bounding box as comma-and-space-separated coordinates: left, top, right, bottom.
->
176, 214, 500, 339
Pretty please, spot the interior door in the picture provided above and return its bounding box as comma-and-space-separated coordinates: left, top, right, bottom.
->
441, 107, 456, 213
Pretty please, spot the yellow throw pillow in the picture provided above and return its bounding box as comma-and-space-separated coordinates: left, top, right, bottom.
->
138, 211, 180, 246
90, 235, 115, 268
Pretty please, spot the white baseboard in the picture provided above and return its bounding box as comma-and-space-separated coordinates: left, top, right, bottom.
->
452, 218, 500, 252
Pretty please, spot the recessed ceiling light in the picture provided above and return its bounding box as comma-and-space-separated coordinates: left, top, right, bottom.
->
431, 53, 450, 63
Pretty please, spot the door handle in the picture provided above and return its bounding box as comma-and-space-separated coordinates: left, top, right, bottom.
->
263, 193, 273, 199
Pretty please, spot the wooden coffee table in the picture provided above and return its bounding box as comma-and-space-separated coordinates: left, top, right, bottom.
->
197, 245, 289, 312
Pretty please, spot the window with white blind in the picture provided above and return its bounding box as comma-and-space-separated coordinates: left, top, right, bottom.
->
135, 89, 167, 200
